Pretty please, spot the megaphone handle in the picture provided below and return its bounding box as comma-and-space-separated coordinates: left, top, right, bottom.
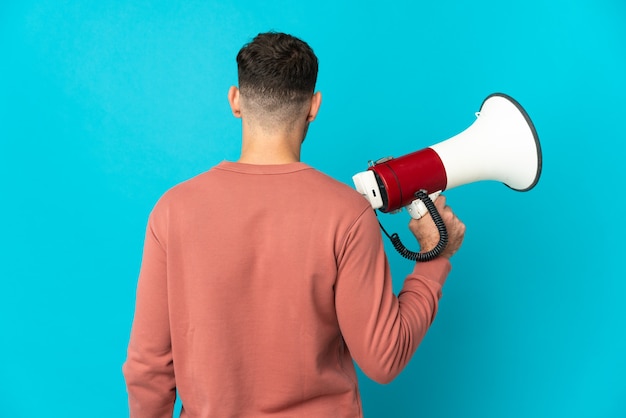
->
406, 191, 442, 219
380, 190, 449, 262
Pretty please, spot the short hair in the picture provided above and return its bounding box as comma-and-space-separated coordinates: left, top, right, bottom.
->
236, 32, 318, 118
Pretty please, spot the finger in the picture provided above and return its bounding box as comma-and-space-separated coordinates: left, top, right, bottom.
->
434, 194, 447, 209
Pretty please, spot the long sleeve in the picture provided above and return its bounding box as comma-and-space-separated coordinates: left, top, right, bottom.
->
335, 207, 451, 384
122, 212, 176, 417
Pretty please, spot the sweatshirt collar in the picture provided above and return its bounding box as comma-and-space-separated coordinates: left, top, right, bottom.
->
215, 161, 313, 175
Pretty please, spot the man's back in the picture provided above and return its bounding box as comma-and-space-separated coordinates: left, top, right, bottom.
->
167, 162, 370, 416
125, 161, 444, 417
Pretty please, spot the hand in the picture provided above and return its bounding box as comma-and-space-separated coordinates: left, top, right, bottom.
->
408, 195, 465, 259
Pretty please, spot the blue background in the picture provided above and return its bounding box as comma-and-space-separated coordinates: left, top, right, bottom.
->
1, 0, 625, 417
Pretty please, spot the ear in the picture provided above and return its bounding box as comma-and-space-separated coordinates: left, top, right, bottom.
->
306, 91, 322, 122
228, 86, 241, 118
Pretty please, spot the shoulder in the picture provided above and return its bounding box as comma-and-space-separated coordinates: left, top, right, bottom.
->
299, 167, 377, 237
303, 167, 371, 210
149, 169, 214, 217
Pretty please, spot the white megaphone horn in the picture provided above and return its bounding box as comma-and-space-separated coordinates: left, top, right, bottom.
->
353, 93, 542, 218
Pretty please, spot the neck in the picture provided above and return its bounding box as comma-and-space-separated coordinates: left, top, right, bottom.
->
238, 121, 306, 165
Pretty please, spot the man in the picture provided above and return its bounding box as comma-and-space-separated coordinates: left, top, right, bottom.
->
123, 32, 465, 417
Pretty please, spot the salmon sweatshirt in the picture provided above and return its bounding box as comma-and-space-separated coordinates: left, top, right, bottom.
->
123, 161, 451, 417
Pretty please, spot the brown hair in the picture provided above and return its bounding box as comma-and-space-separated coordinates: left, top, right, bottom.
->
236, 32, 318, 114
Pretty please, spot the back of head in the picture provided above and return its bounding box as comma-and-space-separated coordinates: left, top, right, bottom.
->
236, 32, 318, 125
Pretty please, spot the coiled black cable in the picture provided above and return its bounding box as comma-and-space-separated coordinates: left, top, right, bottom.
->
378, 190, 448, 262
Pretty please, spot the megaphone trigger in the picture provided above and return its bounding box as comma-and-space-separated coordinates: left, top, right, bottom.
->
406, 190, 442, 220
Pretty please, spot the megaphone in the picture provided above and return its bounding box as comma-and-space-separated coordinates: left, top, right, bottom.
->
352, 93, 542, 260
353, 93, 542, 217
